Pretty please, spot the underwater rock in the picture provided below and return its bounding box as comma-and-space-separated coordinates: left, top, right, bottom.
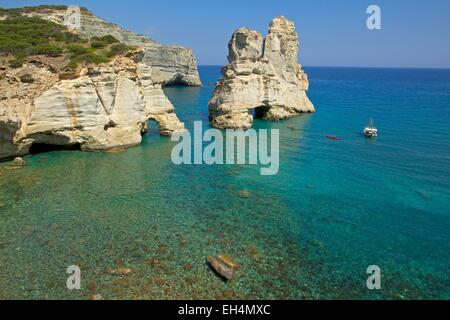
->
207, 254, 240, 281
183, 263, 193, 271
149, 257, 164, 272
90, 294, 103, 300
239, 189, 251, 198
105, 147, 127, 154
50, 223, 61, 230
158, 244, 167, 254
245, 244, 262, 262
104, 267, 132, 276
6, 157, 26, 170
185, 276, 196, 285
116, 268, 132, 275
13, 157, 26, 166
415, 190, 431, 199
86, 282, 96, 290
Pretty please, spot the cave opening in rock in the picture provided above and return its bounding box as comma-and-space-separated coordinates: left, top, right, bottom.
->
144, 119, 161, 136
251, 106, 269, 119
29, 143, 82, 155
164, 74, 188, 87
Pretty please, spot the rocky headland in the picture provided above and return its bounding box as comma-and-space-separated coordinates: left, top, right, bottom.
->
0, 52, 185, 160
208, 16, 315, 129
0, 5, 200, 160
25, 6, 201, 86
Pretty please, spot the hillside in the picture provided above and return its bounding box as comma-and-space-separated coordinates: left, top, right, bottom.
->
0, 15, 131, 70
0, 5, 201, 86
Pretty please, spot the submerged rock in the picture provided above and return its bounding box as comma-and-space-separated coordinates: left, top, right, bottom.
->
183, 263, 194, 271
415, 190, 431, 199
90, 294, 103, 300
207, 254, 240, 281
244, 244, 262, 262
239, 189, 251, 198
104, 267, 132, 276
208, 16, 315, 129
12, 157, 26, 166
116, 268, 132, 275
105, 147, 127, 154
5, 157, 26, 170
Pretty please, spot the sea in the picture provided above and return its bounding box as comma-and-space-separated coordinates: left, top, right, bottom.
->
0, 66, 449, 299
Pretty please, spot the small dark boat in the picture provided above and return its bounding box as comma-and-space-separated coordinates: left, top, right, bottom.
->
326, 135, 341, 141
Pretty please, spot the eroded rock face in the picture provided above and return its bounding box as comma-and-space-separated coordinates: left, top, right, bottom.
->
0, 54, 185, 160
208, 16, 315, 129
25, 8, 201, 86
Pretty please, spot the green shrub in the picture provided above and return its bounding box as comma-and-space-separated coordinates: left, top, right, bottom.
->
0, 14, 129, 69
67, 60, 78, 69
32, 44, 63, 56
62, 32, 84, 44
0, 6, 70, 18
68, 52, 109, 69
9, 52, 26, 68
0, 16, 81, 58
91, 35, 119, 45
90, 41, 106, 49
67, 44, 89, 55
89, 35, 119, 50
107, 43, 129, 57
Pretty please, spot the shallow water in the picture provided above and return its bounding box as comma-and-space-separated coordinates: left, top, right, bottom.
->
0, 66, 449, 299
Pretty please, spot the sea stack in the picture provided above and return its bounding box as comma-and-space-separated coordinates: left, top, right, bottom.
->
208, 16, 315, 129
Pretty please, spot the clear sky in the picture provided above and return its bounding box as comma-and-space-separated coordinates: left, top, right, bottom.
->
2, 0, 450, 68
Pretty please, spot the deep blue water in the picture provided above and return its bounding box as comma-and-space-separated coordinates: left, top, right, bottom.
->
0, 66, 449, 299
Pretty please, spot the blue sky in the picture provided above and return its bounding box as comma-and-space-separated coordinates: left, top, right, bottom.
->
2, 0, 450, 68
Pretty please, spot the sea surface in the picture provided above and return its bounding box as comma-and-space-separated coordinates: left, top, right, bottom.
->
0, 66, 449, 299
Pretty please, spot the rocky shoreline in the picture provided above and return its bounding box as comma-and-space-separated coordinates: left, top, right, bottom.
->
0, 6, 200, 161
0, 52, 186, 160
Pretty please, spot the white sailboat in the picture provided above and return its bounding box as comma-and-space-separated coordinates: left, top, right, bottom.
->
364, 118, 378, 137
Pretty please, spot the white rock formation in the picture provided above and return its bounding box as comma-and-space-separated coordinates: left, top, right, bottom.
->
25, 7, 201, 86
208, 16, 315, 129
0, 54, 185, 160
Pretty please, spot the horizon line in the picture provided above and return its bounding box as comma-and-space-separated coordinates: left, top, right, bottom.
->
197, 65, 450, 70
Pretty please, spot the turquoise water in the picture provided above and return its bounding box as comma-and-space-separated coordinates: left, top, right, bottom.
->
0, 66, 449, 299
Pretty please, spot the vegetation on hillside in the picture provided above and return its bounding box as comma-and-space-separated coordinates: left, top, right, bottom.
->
0, 5, 90, 17
0, 14, 131, 69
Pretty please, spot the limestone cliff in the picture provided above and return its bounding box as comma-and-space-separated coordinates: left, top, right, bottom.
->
24, 6, 201, 86
0, 53, 185, 160
208, 16, 315, 129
